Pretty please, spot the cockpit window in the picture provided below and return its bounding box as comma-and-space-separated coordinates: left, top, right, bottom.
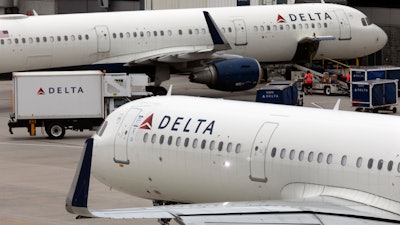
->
96, 120, 108, 136
361, 17, 373, 26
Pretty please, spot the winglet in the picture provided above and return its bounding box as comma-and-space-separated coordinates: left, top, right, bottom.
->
167, 85, 173, 96
203, 11, 231, 51
333, 99, 341, 111
66, 138, 95, 218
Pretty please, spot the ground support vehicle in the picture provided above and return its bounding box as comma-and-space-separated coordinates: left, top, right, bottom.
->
351, 79, 398, 113
8, 71, 151, 139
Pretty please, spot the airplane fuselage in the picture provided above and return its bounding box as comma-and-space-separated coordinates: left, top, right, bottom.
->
91, 96, 400, 215
0, 3, 387, 74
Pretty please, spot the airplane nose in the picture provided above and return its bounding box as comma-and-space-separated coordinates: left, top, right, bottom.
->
377, 26, 388, 49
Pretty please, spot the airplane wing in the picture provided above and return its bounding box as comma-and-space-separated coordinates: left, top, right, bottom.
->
66, 139, 400, 225
94, 11, 233, 66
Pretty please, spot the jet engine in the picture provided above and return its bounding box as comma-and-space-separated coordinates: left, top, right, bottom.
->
189, 58, 261, 92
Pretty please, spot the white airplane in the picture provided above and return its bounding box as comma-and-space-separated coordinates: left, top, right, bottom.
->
66, 95, 400, 225
0, 3, 387, 93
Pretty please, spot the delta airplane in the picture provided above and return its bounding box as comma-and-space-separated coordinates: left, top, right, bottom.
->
67, 95, 400, 225
0, 3, 387, 93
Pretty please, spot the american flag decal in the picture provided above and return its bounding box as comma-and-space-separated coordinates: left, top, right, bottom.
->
0, 30, 9, 38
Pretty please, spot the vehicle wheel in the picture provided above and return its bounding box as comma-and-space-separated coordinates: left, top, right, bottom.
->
146, 86, 167, 96
46, 122, 65, 139
324, 86, 331, 96
393, 107, 397, 113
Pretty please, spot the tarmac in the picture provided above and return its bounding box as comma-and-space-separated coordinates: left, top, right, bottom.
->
0, 76, 398, 225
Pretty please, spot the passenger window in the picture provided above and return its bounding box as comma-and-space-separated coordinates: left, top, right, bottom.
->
14, 38, 18, 44
271, 147, 277, 158
228, 27, 232, 33
218, 141, 224, 151
0, 39, 4, 45
140, 31, 144, 37
184, 137, 189, 147
267, 25, 271, 31
119, 32, 123, 38
201, 140, 206, 149
126, 32, 130, 38
361, 18, 367, 26
292, 24, 296, 29
235, 144, 241, 154
146, 31, 151, 37
70, 35, 75, 41
327, 154, 333, 164
227, 143, 232, 153
377, 159, 384, 170
324, 23, 328, 28
29, 37, 33, 43
201, 28, 206, 34
388, 161, 393, 171
285, 24, 290, 30
279, 25, 283, 30
317, 23, 322, 29
317, 153, 323, 163
167, 136, 173, 145
49, 36, 54, 42
298, 24, 303, 30
397, 162, 400, 173
151, 134, 156, 144
64, 35, 68, 41
160, 30, 164, 36
368, 158, 374, 169
112, 33, 116, 38
273, 25, 277, 31
280, 148, 286, 159
253, 26, 258, 32
305, 24, 309, 29
189, 29, 193, 35
176, 137, 181, 146
143, 132, 148, 143
311, 23, 315, 29
289, 150, 295, 160
153, 31, 157, 36
36, 37, 40, 43
178, 30, 183, 35
133, 32, 137, 37
43, 37, 47, 42
341, 155, 347, 166
159, 135, 164, 144
356, 157, 362, 168
22, 38, 26, 44
260, 26, 264, 32
168, 30, 172, 36
299, 151, 304, 161
7, 39, 11, 44
308, 152, 314, 162
210, 140, 215, 150
192, 139, 198, 149
78, 35, 82, 40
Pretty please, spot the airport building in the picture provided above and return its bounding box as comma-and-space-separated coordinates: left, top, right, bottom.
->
0, 0, 398, 66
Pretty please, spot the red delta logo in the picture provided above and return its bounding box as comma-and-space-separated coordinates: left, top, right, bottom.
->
277, 14, 286, 23
37, 88, 45, 95
140, 114, 153, 130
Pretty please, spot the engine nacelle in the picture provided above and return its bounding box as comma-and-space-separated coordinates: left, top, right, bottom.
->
189, 58, 261, 92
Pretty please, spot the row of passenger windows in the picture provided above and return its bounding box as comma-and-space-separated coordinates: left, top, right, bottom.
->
112, 28, 208, 39
0, 34, 90, 45
253, 22, 328, 32
143, 132, 241, 154
270, 147, 400, 173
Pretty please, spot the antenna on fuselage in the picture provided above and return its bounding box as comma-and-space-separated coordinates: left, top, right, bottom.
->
166, 85, 173, 96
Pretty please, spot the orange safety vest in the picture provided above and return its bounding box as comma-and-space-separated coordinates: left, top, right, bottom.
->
305, 73, 313, 84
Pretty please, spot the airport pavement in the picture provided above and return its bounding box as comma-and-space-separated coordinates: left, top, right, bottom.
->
0, 76, 398, 225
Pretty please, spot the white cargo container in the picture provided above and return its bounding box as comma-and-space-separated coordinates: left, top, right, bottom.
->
8, 71, 151, 139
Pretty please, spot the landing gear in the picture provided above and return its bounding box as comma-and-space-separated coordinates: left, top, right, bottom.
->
153, 200, 178, 225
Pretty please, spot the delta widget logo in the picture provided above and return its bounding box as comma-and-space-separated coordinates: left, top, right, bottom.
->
140, 114, 153, 130
277, 14, 286, 23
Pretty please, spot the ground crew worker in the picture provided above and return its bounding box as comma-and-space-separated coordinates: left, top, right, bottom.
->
304, 70, 313, 95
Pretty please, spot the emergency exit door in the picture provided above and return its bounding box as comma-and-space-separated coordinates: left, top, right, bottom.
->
249, 122, 278, 182
233, 20, 247, 46
114, 108, 142, 164
94, 25, 111, 53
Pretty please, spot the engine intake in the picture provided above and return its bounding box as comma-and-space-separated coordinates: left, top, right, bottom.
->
190, 58, 261, 92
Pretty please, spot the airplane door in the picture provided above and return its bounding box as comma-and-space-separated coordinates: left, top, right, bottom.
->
94, 25, 111, 53
114, 108, 142, 164
233, 20, 247, 46
334, 10, 351, 40
249, 122, 278, 182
